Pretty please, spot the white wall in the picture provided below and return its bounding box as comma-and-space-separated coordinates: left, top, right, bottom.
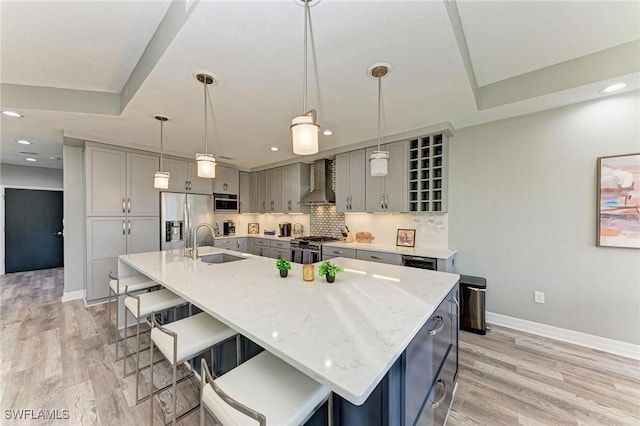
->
0, 164, 64, 275
62, 146, 85, 294
449, 91, 640, 345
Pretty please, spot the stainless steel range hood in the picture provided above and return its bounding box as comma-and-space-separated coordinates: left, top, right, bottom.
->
301, 159, 336, 204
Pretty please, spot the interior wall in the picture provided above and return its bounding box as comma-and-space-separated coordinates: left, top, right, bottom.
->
62, 146, 85, 294
0, 163, 64, 275
449, 91, 640, 345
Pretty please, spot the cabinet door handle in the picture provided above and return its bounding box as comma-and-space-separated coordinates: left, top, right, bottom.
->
122, 220, 126, 235
333, 250, 343, 254
122, 199, 126, 214
428, 315, 445, 336
127, 198, 131, 213
128, 220, 131, 235
288, 200, 292, 211
346, 197, 349, 210
271, 200, 274, 211
370, 255, 382, 260
430, 379, 447, 409
380, 194, 384, 208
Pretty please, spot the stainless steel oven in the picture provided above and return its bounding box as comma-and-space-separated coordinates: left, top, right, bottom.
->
290, 236, 340, 264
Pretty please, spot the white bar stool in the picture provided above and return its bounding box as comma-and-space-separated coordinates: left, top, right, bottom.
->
107, 273, 159, 360
123, 286, 186, 401
200, 352, 333, 426
149, 312, 239, 426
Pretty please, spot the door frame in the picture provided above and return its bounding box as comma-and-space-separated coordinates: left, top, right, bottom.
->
1, 185, 63, 275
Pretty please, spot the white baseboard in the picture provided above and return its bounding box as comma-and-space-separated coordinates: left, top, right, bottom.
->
61, 289, 86, 302
486, 312, 640, 360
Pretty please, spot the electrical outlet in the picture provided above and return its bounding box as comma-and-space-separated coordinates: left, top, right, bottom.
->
534, 291, 545, 304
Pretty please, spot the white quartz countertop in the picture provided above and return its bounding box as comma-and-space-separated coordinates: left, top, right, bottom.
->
118, 247, 459, 405
323, 241, 457, 260
213, 234, 294, 241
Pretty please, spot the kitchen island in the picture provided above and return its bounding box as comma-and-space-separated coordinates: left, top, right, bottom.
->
118, 247, 460, 425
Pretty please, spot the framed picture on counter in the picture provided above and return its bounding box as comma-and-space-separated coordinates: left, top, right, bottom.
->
248, 223, 259, 235
396, 229, 416, 247
597, 153, 640, 248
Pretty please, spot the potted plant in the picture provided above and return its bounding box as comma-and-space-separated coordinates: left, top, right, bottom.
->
317, 260, 343, 283
276, 258, 292, 278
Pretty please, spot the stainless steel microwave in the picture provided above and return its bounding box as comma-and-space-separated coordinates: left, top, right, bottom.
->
213, 194, 238, 212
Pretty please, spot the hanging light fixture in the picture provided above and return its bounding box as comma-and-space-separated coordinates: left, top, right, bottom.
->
369, 63, 390, 177
195, 73, 217, 178
290, 0, 319, 155
153, 114, 170, 189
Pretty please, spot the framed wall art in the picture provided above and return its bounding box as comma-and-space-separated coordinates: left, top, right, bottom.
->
396, 229, 416, 247
597, 153, 640, 248
248, 223, 259, 235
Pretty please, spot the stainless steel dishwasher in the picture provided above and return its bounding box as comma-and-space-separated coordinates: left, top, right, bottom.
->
401, 255, 437, 270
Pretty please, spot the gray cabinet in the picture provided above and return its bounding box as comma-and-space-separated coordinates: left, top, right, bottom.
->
163, 158, 211, 194
322, 246, 357, 260
335, 149, 366, 213
266, 168, 282, 213
239, 172, 251, 214
408, 133, 450, 212
281, 163, 310, 213
236, 238, 249, 253
213, 165, 239, 194
85, 146, 159, 217
214, 238, 236, 250
86, 216, 159, 300
356, 249, 402, 266
257, 171, 268, 213
365, 141, 408, 212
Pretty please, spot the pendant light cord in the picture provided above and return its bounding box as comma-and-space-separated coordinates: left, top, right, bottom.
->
302, 0, 309, 114
203, 79, 209, 156
377, 74, 382, 151
159, 119, 164, 171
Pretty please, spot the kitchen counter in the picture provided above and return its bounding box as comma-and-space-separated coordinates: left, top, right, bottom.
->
213, 234, 295, 241
118, 247, 459, 406
323, 241, 457, 260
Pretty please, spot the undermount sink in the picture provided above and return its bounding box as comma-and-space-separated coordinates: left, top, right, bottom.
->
199, 253, 246, 264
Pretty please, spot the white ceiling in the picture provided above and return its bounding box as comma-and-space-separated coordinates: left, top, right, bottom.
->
1, 0, 638, 171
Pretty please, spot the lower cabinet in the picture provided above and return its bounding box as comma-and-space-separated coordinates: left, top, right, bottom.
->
331, 284, 459, 426
236, 237, 248, 253
356, 249, 402, 266
214, 238, 236, 250
322, 246, 357, 260
86, 216, 159, 301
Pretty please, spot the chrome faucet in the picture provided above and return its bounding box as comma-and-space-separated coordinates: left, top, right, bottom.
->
188, 223, 215, 259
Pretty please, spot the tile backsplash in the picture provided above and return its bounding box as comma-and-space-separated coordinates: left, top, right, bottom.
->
310, 205, 345, 238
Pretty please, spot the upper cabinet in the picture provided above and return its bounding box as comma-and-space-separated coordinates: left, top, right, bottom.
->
266, 167, 282, 213
212, 165, 239, 194
239, 171, 251, 214
257, 170, 268, 213
85, 145, 159, 216
408, 133, 449, 212
365, 141, 409, 212
163, 158, 211, 194
335, 149, 366, 213
281, 163, 310, 213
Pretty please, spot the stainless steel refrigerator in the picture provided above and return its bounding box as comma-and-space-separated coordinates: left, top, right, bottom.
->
161, 192, 215, 250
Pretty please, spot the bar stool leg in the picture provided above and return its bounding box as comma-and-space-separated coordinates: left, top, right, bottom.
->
172, 345, 178, 426
149, 334, 155, 426
123, 303, 129, 377
236, 334, 242, 366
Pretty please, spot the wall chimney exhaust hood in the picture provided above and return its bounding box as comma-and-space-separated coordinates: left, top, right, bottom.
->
301, 159, 335, 204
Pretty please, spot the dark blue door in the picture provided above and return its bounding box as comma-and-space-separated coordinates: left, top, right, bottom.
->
5, 189, 64, 273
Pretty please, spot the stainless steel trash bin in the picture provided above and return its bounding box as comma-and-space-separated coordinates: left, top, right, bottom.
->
460, 275, 487, 335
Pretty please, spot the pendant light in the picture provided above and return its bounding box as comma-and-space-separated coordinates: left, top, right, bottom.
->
369, 63, 390, 177
290, 0, 319, 155
153, 114, 170, 189
195, 73, 217, 178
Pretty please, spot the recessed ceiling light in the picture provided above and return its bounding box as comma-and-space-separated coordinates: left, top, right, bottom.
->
16, 140, 32, 145
2, 110, 23, 118
270, 147, 279, 152
600, 83, 627, 94
323, 130, 333, 136
25, 158, 37, 162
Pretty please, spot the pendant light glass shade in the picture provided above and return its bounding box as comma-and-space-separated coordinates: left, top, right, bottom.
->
195, 73, 217, 178
196, 153, 216, 178
370, 151, 389, 176
153, 114, 170, 189
154, 171, 170, 189
291, 111, 319, 155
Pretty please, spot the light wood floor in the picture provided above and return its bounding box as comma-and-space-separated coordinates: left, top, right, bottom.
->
1, 268, 638, 425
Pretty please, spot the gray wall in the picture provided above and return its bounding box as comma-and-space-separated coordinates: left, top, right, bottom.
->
62, 146, 86, 294
449, 91, 640, 345
1, 163, 63, 188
